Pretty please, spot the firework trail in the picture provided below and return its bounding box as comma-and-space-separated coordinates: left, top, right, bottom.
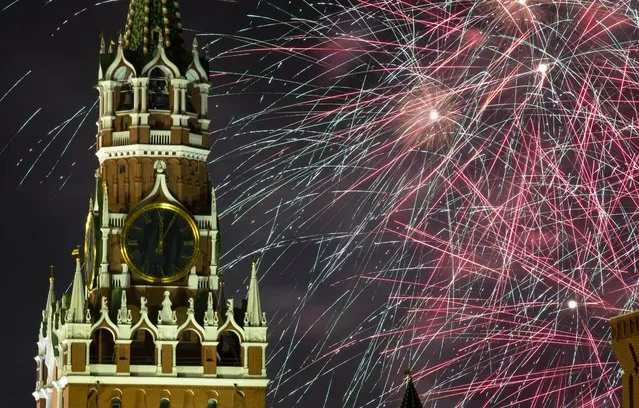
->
208, 0, 639, 406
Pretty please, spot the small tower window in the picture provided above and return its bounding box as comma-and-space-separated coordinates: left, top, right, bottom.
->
207, 399, 218, 408
176, 329, 202, 366
111, 398, 122, 408
217, 331, 241, 367
130, 329, 156, 365
89, 328, 115, 364
117, 83, 133, 111
160, 398, 171, 408
149, 68, 169, 110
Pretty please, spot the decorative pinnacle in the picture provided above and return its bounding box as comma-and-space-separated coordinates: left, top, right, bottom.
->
49, 265, 55, 282
99, 33, 105, 54
117, 33, 123, 47
192, 35, 198, 52
404, 367, 412, 377
71, 246, 80, 259
157, 29, 164, 48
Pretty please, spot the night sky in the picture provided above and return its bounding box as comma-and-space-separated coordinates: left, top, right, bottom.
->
3, 0, 637, 407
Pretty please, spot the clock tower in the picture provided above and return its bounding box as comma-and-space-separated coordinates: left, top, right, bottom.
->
32, 1, 268, 407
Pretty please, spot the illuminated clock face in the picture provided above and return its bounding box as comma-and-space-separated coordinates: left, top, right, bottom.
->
121, 202, 200, 283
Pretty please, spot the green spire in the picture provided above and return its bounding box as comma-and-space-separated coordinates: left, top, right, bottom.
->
400, 369, 423, 408
123, 0, 185, 55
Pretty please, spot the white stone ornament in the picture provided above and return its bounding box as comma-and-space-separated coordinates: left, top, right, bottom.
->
188, 297, 194, 315
101, 297, 109, 314
117, 291, 132, 324
158, 291, 177, 324
153, 159, 167, 174
203, 292, 216, 326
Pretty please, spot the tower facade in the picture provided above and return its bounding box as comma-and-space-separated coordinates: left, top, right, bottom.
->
32, 2, 268, 407
611, 312, 639, 408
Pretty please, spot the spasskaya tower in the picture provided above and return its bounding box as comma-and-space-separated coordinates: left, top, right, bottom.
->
32, 1, 268, 407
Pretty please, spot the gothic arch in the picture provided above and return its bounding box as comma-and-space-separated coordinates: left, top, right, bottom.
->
176, 328, 202, 366
182, 390, 195, 408
89, 327, 116, 364
134, 389, 147, 408
217, 330, 242, 367
130, 328, 156, 365
148, 67, 170, 110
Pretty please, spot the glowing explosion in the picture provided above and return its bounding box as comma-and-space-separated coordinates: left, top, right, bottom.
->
212, 1, 639, 406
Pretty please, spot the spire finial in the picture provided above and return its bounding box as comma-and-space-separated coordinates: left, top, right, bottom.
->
404, 367, 412, 377
99, 33, 106, 54
192, 35, 198, 53
155, 27, 164, 48
118, 32, 123, 47
49, 265, 54, 282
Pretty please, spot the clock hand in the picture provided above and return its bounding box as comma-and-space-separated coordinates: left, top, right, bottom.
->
162, 212, 178, 241
156, 212, 164, 254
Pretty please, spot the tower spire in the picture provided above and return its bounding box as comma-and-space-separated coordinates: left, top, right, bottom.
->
43, 266, 56, 339
123, 0, 185, 54
244, 256, 264, 327
66, 253, 85, 323
45, 266, 55, 315
400, 369, 423, 408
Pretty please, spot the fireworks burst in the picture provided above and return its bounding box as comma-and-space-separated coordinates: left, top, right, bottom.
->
210, 0, 639, 406
4, 0, 639, 406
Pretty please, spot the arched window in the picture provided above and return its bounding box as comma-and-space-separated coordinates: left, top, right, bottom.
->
176, 329, 202, 366
117, 83, 133, 111
148, 68, 169, 110
185, 84, 196, 114
207, 399, 218, 408
160, 397, 171, 408
130, 329, 155, 365
111, 398, 122, 408
89, 328, 115, 364
217, 331, 241, 367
